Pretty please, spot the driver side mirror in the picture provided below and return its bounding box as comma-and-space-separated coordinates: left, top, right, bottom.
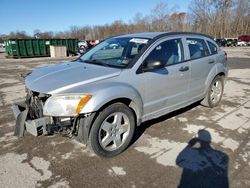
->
143, 59, 165, 72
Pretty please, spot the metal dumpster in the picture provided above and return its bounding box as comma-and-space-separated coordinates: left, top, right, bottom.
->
4, 39, 79, 58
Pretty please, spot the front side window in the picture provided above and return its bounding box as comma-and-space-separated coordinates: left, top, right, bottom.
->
187, 38, 209, 59
80, 37, 149, 68
145, 38, 184, 66
207, 41, 218, 54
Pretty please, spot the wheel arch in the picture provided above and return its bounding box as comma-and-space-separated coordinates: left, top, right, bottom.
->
95, 97, 140, 126
201, 69, 226, 104
205, 63, 227, 94
200, 72, 225, 108
77, 97, 141, 145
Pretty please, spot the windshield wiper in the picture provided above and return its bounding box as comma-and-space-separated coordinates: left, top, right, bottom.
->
76, 58, 84, 62
79, 59, 123, 69
84, 60, 111, 67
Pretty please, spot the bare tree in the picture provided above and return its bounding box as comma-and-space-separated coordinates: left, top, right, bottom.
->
150, 2, 171, 31
33, 30, 54, 39
188, 0, 250, 38
4, 1, 250, 40
8, 31, 31, 39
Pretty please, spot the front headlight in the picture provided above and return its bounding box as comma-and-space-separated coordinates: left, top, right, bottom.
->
43, 94, 92, 117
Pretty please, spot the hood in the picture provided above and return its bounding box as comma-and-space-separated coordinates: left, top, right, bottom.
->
25, 61, 121, 94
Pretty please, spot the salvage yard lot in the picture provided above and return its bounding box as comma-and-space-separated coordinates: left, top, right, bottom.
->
0, 47, 250, 188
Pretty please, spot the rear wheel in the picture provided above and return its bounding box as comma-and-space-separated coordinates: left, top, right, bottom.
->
89, 103, 135, 157
201, 76, 224, 108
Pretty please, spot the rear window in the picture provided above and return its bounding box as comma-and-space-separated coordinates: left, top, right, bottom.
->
207, 41, 218, 54
187, 38, 210, 59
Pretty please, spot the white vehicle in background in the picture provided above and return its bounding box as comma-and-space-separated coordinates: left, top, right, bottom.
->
78, 40, 89, 54
78, 40, 88, 49
237, 40, 247, 46
0, 43, 5, 48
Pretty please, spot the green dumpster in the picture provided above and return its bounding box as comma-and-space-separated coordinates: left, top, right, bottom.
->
4, 39, 79, 58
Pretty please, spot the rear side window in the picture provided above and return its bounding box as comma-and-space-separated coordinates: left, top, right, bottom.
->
146, 38, 184, 66
187, 38, 210, 59
207, 41, 218, 54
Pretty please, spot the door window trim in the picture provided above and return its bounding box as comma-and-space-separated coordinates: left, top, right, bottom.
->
183, 36, 221, 61
185, 37, 212, 61
136, 36, 187, 74
206, 40, 218, 55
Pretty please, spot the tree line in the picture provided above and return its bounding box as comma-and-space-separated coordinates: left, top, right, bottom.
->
0, 0, 249, 42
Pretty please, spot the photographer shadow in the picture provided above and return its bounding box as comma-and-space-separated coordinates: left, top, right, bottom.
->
176, 129, 229, 188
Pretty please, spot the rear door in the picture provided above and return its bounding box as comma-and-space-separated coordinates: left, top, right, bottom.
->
140, 37, 190, 118
185, 37, 215, 100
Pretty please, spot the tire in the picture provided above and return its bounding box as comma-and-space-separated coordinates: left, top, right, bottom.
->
201, 76, 224, 108
88, 103, 135, 157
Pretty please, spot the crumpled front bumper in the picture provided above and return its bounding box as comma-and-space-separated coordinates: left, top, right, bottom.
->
11, 98, 95, 144
12, 98, 50, 137
12, 98, 28, 137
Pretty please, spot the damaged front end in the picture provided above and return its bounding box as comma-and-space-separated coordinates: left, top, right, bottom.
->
12, 89, 77, 138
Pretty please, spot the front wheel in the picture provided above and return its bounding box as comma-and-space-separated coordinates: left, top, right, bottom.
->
201, 76, 224, 108
88, 103, 135, 157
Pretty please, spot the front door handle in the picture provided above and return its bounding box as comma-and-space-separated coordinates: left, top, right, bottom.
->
208, 59, 215, 64
179, 66, 189, 72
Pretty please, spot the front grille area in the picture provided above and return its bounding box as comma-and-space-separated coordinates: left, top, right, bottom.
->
25, 88, 50, 120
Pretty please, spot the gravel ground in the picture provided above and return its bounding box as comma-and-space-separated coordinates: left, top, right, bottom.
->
0, 47, 250, 188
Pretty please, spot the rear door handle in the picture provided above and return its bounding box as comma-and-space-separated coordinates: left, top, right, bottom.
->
179, 66, 189, 72
208, 59, 215, 64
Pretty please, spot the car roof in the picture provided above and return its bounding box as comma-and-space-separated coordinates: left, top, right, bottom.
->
115, 32, 165, 39
115, 32, 214, 40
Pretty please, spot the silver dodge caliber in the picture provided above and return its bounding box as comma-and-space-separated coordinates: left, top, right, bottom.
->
12, 32, 228, 157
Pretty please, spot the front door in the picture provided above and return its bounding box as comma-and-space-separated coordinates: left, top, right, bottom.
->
140, 37, 190, 120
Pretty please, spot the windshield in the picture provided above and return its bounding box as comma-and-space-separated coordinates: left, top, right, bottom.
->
80, 37, 150, 68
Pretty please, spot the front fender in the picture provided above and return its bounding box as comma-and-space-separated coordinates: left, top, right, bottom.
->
80, 82, 143, 123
